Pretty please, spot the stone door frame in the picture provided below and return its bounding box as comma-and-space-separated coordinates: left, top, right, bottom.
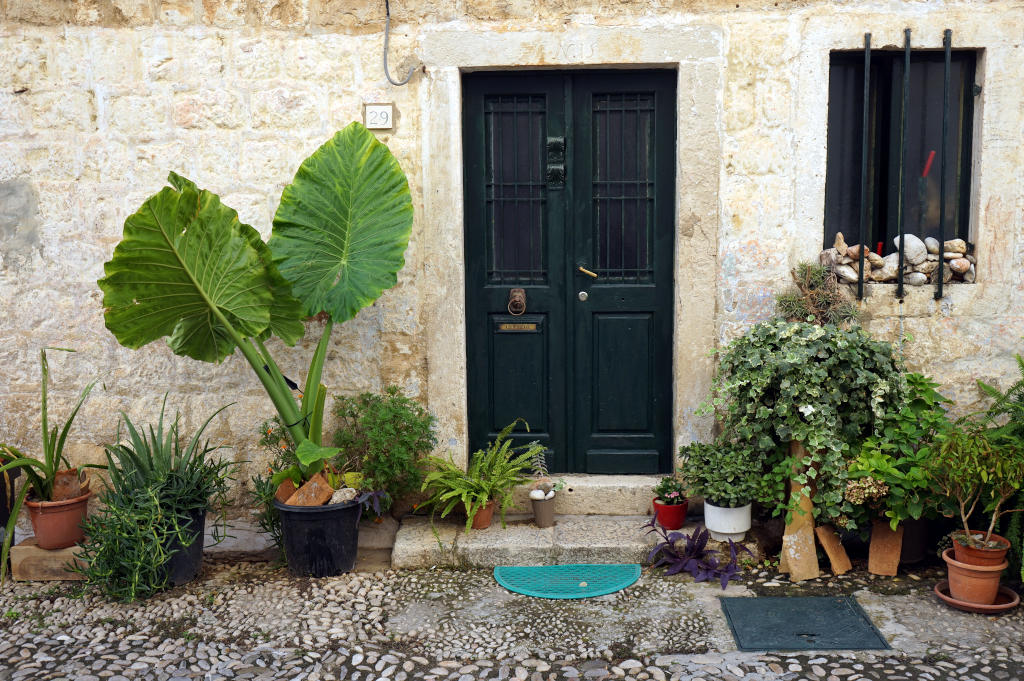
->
418, 24, 725, 468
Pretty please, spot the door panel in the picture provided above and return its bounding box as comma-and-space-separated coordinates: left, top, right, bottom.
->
464, 71, 675, 474
464, 74, 567, 471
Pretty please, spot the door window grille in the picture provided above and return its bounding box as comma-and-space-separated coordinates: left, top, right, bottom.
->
484, 95, 548, 284
591, 92, 656, 282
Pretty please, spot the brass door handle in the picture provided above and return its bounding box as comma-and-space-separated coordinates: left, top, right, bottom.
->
578, 266, 598, 278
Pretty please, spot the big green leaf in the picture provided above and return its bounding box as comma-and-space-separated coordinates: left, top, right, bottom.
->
270, 122, 413, 322
99, 177, 303, 362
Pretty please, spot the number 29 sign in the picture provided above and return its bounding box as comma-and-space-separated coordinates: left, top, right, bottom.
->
363, 103, 395, 130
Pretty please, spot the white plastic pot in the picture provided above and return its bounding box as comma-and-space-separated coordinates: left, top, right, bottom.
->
704, 501, 751, 541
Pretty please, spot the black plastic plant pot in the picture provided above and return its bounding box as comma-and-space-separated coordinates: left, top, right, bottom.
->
0, 466, 22, 529
165, 508, 206, 587
274, 498, 361, 577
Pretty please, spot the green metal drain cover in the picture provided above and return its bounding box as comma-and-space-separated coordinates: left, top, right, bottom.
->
493, 564, 641, 599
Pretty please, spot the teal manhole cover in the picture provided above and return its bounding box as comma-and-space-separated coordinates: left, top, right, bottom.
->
493, 564, 642, 599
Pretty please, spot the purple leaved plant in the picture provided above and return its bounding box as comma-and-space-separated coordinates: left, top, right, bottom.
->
643, 517, 752, 590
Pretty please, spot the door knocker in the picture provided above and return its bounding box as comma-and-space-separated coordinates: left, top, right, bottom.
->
508, 288, 526, 316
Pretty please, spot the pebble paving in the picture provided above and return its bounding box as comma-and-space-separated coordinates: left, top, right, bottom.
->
0, 559, 1022, 680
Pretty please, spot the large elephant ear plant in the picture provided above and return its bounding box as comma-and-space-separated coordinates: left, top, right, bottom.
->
98, 122, 413, 460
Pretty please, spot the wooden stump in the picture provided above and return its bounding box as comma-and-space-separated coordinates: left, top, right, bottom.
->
815, 524, 852, 575
780, 441, 820, 582
868, 517, 904, 576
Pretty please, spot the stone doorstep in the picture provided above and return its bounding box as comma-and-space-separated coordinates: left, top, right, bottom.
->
506, 474, 666, 516
391, 514, 760, 569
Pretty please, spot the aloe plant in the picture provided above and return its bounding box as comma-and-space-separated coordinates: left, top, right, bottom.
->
0, 347, 96, 579
98, 123, 413, 465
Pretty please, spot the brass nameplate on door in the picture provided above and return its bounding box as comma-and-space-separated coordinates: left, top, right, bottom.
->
499, 323, 538, 331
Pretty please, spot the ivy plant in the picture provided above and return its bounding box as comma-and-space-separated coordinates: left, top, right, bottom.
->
97, 123, 413, 465
699, 320, 905, 523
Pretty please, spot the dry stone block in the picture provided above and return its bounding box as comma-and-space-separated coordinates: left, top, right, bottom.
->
275, 479, 298, 503
944, 238, 967, 254
833, 232, 848, 256
949, 258, 971, 274
286, 472, 334, 506
893, 234, 927, 265
904, 272, 927, 286
251, 87, 321, 130
173, 89, 245, 129
10, 538, 86, 581
925, 236, 940, 254
833, 264, 859, 284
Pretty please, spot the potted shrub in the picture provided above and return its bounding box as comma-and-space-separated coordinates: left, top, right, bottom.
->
97, 123, 413, 576
928, 419, 1024, 605
651, 475, 688, 530
700, 320, 905, 530
0, 348, 96, 576
420, 420, 542, 531
679, 440, 760, 540
844, 373, 951, 564
74, 398, 236, 600
332, 386, 437, 516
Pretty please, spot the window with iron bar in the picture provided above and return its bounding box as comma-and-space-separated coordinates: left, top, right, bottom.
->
823, 30, 979, 299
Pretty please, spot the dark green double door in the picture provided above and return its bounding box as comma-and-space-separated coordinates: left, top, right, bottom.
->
463, 70, 676, 474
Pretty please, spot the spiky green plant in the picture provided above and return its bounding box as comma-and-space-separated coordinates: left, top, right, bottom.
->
775, 262, 859, 326
0, 348, 95, 581
73, 398, 236, 601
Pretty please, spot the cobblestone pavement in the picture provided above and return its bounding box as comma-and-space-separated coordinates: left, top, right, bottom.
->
0, 560, 1022, 680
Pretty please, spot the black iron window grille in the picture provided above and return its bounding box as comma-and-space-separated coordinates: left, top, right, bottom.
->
823, 29, 979, 300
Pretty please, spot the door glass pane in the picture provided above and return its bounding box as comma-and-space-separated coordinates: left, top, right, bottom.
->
484, 95, 547, 284
591, 92, 655, 282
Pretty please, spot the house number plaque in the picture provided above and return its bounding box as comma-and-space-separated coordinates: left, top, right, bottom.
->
363, 103, 395, 130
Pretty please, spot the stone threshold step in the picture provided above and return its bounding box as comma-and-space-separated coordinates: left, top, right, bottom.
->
506, 474, 664, 516
392, 514, 759, 569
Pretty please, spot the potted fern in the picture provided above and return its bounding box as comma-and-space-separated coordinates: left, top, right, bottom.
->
420, 420, 543, 531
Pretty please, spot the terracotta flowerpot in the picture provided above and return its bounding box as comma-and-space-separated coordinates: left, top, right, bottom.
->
953, 531, 1010, 566
652, 499, 688, 530
942, 547, 1007, 605
471, 500, 496, 530
25, 490, 92, 549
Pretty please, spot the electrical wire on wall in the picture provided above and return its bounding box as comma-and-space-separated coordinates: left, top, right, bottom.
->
383, 0, 415, 86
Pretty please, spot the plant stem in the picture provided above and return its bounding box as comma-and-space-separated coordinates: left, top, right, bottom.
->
203, 305, 306, 446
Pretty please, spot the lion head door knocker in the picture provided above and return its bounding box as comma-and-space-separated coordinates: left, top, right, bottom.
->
507, 288, 526, 316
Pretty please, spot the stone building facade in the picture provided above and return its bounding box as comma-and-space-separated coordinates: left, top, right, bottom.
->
1, 0, 1022, 491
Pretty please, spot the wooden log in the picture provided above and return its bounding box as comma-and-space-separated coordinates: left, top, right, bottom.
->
781, 441, 820, 582
10, 538, 86, 581
815, 524, 852, 575
868, 517, 904, 576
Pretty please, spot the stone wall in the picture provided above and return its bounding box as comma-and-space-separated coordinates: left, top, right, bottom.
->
1, 0, 1023, 505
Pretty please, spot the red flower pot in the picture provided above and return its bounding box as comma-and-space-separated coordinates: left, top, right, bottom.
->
652, 499, 688, 530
